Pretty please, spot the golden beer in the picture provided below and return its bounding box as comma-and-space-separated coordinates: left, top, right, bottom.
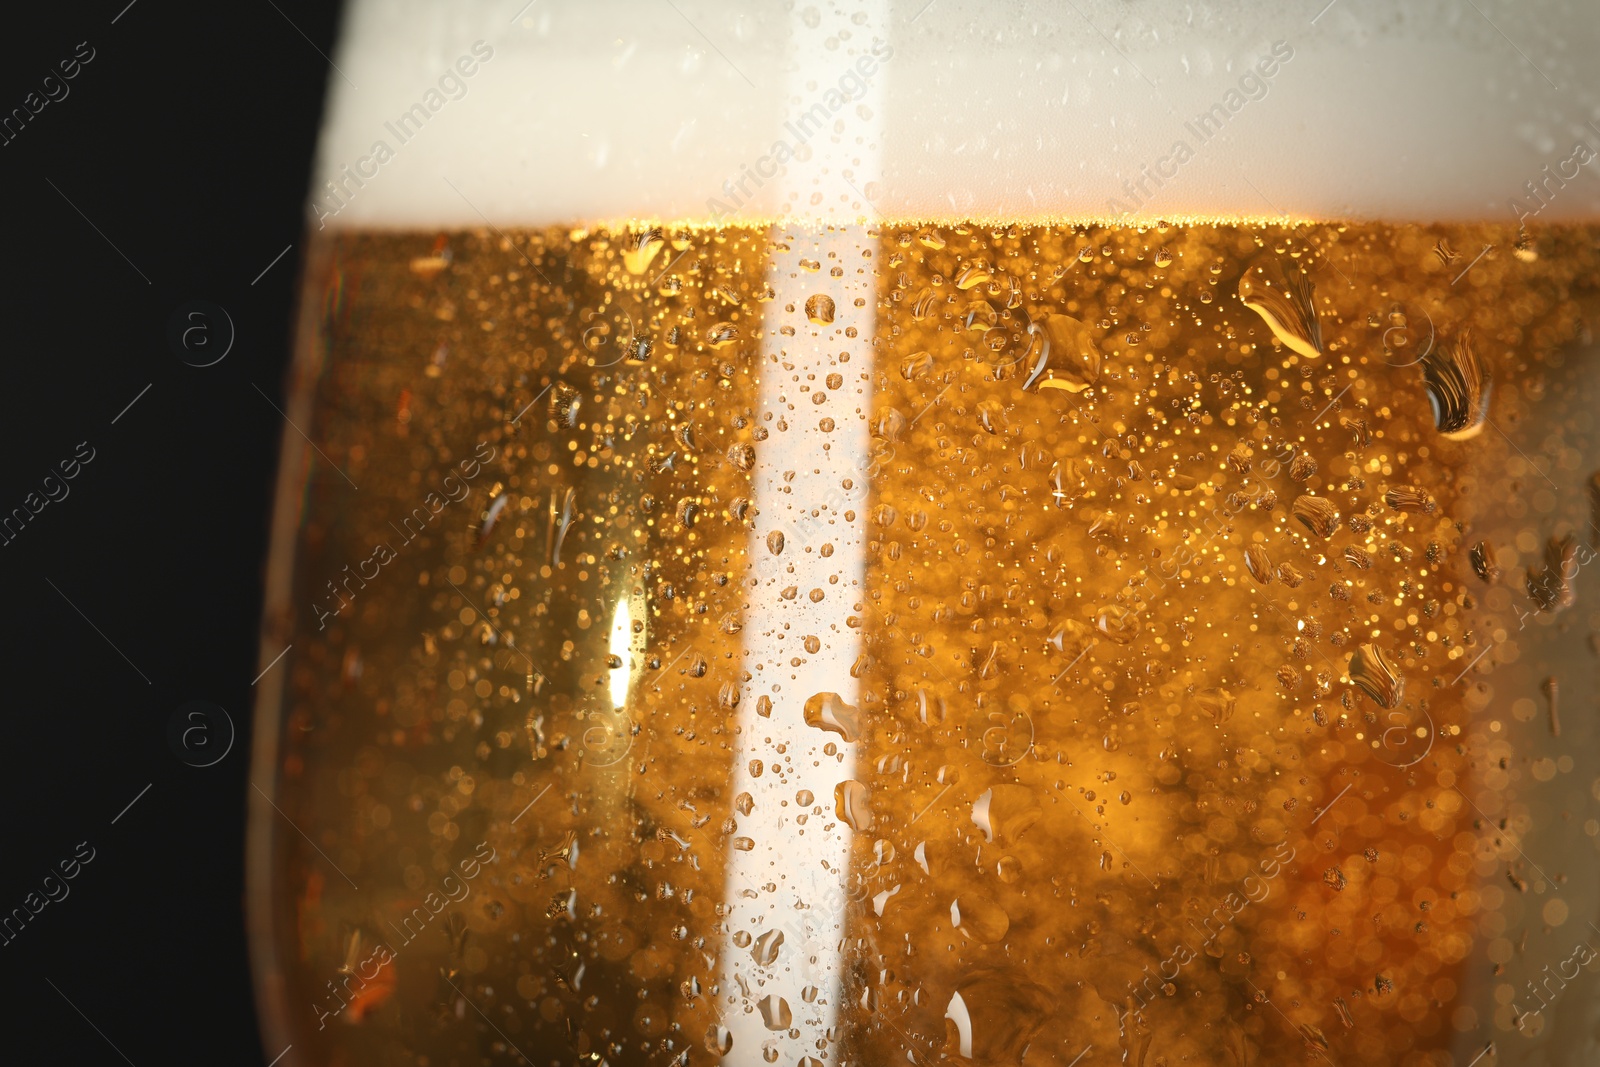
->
249, 217, 1600, 1066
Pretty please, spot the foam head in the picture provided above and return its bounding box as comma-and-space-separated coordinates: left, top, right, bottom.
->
312, 0, 1600, 228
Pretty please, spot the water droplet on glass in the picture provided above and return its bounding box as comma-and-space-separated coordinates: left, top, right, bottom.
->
950, 891, 1010, 942
803, 692, 861, 742
1021, 314, 1101, 393
704, 1025, 734, 1055
977, 399, 1004, 435
621, 227, 665, 275
751, 928, 784, 966
900, 351, 934, 380
1238, 262, 1323, 359
1420, 329, 1490, 439
1292, 495, 1340, 538
1348, 643, 1404, 709
1470, 539, 1500, 582
804, 294, 836, 324
969, 785, 1041, 845
706, 321, 741, 349
834, 779, 873, 831
1244, 544, 1274, 585
757, 994, 792, 1030
954, 264, 991, 291
549, 382, 581, 427
1195, 687, 1237, 723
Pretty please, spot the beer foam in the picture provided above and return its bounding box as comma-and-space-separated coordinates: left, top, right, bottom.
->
312, 0, 1600, 228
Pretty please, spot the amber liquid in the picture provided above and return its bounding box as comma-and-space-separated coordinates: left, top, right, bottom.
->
251, 221, 1600, 1067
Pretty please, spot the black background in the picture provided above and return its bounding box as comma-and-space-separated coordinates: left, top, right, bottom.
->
2, 1, 339, 1062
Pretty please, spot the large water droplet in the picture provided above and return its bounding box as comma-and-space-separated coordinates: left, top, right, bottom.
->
706, 321, 741, 349
1244, 544, 1274, 585
803, 692, 861, 743
1021, 314, 1101, 393
1239, 262, 1323, 359
1384, 484, 1436, 514
970, 785, 1041, 845
1420, 329, 1490, 439
1348, 643, 1404, 709
621, 228, 665, 275
834, 779, 873, 831
900, 351, 935, 381
1291, 494, 1340, 538
954, 264, 991, 291
751, 928, 784, 966
757, 994, 792, 1030
704, 1025, 734, 1055
951, 892, 1010, 943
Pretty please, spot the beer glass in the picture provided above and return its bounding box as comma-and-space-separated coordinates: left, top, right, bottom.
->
249, 2, 1600, 1064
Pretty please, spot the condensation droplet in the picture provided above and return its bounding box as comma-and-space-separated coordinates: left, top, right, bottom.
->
804, 294, 836, 325
803, 692, 861, 743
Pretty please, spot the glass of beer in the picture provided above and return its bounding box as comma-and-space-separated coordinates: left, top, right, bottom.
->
248, 3, 1600, 1065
